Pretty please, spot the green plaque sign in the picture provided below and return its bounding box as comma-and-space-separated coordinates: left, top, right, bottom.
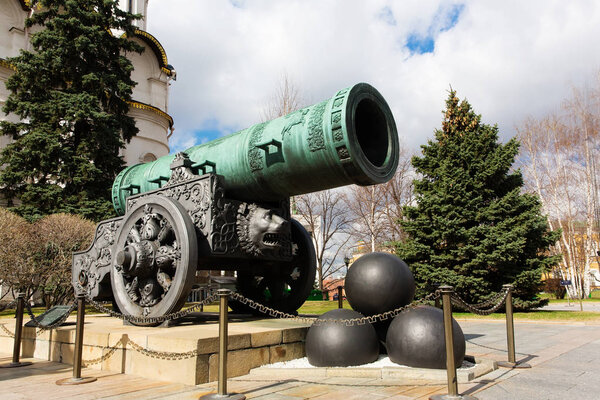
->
25, 305, 72, 328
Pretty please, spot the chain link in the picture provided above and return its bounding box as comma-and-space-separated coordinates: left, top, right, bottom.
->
24, 302, 78, 330
0, 323, 15, 338
230, 290, 441, 326
79, 335, 201, 363
450, 288, 510, 315
81, 339, 124, 366
85, 292, 219, 325
468, 289, 509, 308
127, 336, 199, 360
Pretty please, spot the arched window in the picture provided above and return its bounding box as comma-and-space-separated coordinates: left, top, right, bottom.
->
140, 152, 157, 163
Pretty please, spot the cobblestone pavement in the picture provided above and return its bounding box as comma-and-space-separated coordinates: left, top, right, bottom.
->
2, 319, 600, 399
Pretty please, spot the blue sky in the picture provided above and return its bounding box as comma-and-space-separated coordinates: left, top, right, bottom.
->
405, 4, 464, 55
146, 1, 600, 153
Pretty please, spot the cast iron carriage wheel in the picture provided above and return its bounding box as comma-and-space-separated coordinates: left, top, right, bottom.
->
231, 219, 317, 316
111, 195, 198, 326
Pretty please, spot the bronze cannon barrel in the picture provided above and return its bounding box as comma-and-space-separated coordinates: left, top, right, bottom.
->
112, 82, 399, 215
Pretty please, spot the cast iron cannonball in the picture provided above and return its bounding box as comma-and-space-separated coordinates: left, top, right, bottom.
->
345, 252, 415, 316
386, 305, 465, 369
305, 309, 379, 367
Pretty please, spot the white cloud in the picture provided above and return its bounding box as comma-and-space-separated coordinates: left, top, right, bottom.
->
146, 0, 600, 152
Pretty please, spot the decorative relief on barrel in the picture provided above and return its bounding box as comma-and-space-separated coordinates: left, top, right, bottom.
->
330, 90, 347, 144
307, 100, 327, 152
281, 108, 309, 140
337, 145, 351, 161
248, 122, 268, 172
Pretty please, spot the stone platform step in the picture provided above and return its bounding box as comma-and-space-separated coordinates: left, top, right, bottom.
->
0, 313, 309, 385
249, 356, 496, 383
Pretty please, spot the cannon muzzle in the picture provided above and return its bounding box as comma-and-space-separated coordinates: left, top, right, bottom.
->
112, 82, 399, 215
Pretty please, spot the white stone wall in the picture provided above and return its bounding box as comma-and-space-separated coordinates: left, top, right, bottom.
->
0, 0, 27, 59
129, 37, 169, 110
0, 0, 173, 169
122, 106, 170, 165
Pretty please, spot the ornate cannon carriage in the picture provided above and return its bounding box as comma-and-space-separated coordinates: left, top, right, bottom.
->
72, 83, 399, 325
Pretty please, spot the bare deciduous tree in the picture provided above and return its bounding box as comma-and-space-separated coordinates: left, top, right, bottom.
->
344, 145, 415, 252
261, 73, 305, 121
294, 190, 352, 295
517, 78, 600, 299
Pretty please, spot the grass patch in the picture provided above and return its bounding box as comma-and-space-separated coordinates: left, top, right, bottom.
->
298, 300, 351, 315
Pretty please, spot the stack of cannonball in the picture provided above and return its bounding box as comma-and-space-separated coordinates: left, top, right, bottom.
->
305, 252, 465, 369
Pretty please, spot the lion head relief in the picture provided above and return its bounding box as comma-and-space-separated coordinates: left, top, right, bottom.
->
237, 203, 289, 256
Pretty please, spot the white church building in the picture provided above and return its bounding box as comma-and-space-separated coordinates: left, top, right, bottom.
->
0, 0, 174, 168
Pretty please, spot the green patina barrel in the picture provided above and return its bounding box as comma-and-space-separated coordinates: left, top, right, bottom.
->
112, 83, 399, 215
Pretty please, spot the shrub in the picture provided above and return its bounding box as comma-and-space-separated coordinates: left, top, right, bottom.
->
0, 210, 95, 306
544, 278, 566, 299
0, 208, 38, 300
35, 214, 95, 306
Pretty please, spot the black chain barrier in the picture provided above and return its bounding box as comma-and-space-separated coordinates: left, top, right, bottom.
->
80, 338, 124, 367
230, 290, 442, 326
0, 323, 15, 338
78, 335, 202, 366
450, 287, 511, 316
0, 286, 512, 367
84, 292, 220, 325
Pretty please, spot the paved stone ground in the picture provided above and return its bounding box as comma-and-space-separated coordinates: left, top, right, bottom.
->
2, 319, 600, 399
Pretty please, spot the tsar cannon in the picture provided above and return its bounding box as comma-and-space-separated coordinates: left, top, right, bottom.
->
72, 83, 399, 325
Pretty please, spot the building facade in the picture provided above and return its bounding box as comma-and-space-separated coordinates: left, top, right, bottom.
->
0, 0, 175, 168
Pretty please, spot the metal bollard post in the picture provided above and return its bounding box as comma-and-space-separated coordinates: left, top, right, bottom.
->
0, 293, 33, 368
56, 294, 97, 385
337, 286, 344, 309
200, 289, 246, 400
430, 286, 477, 400
497, 284, 531, 369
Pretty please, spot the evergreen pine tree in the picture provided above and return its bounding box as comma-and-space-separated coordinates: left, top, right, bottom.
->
0, 0, 142, 221
396, 90, 560, 310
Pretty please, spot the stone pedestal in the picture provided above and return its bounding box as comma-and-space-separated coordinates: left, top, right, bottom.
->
0, 315, 309, 385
